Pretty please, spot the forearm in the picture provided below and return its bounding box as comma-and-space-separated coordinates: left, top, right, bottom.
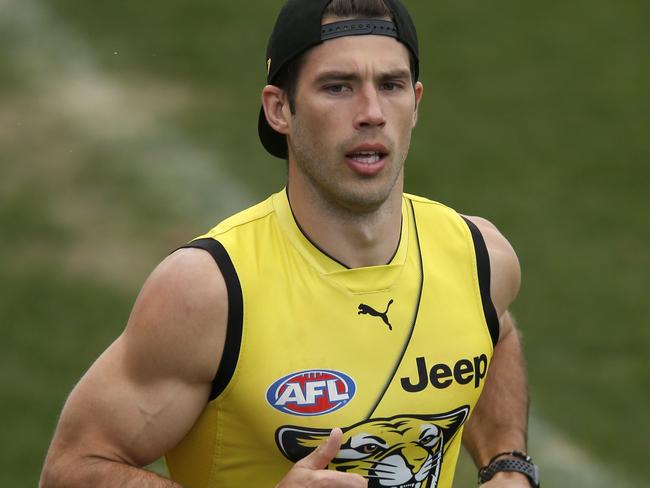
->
463, 312, 529, 467
40, 456, 182, 488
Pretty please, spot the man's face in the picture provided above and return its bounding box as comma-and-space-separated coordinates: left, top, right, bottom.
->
285, 32, 423, 213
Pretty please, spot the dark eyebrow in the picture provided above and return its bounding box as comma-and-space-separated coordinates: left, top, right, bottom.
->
379, 69, 412, 81
313, 71, 360, 84
314, 69, 412, 85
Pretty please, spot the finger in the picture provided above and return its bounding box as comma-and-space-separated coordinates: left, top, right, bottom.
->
312, 469, 368, 487
297, 427, 343, 470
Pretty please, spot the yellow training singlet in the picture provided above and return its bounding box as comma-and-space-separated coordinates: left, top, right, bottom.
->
165, 190, 499, 488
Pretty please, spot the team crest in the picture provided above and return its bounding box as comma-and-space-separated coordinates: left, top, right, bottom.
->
266, 370, 356, 416
275, 406, 469, 488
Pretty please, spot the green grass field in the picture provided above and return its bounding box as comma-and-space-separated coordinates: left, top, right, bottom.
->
1, 0, 648, 486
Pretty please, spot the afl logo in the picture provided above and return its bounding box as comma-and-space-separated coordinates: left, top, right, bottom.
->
266, 370, 356, 416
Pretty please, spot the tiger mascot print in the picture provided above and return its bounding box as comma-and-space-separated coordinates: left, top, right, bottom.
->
276, 406, 469, 488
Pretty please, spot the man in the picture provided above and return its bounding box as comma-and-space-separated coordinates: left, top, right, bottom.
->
40, 0, 538, 487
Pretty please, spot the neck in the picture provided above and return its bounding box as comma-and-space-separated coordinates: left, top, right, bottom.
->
286, 175, 403, 269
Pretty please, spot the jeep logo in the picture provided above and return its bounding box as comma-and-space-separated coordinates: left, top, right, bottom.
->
400, 355, 488, 392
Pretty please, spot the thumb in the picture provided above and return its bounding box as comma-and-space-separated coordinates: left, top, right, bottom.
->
298, 428, 343, 470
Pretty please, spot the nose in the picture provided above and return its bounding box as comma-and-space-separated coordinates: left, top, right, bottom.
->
353, 85, 386, 130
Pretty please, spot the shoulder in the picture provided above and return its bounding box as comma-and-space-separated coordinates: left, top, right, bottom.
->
403, 193, 462, 224
404, 194, 520, 318
404, 192, 452, 211
122, 246, 229, 384
199, 194, 276, 240
42, 247, 230, 471
462, 215, 521, 318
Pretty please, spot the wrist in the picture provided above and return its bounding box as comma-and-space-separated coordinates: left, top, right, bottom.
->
478, 451, 540, 487
489, 470, 533, 485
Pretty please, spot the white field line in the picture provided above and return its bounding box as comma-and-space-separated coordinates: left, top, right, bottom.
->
0, 0, 255, 222
529, 414, 639, 488
0, 0, 638, 486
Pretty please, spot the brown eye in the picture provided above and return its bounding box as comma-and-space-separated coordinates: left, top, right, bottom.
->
360, 444, 379, 453
325, 84, 351, 94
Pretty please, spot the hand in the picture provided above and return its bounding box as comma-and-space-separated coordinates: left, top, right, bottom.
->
276, 428, 368, 487
480, 470, 533, 487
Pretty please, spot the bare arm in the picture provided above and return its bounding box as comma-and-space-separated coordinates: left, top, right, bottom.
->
40, 247, 367, 488
461, 217, 531, 487
40, 249, 228, 487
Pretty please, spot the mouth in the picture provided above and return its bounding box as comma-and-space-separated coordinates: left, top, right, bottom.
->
346, 151, 385, 164
344, 146, 389, 176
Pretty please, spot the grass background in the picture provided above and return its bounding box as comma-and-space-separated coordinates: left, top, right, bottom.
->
1, 0, 648, 486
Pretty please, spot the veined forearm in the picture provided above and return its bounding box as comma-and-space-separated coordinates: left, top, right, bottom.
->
463, 313, 529, 467
40, 458, 182, 488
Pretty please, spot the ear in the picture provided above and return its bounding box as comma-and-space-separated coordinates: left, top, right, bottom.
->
412, 81, 424, 128
275, 425, 331, 462
261, 85, 291, 135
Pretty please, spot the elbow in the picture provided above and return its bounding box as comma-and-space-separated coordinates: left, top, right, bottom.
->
40, 453, 78, 488
39, 466, 62, 488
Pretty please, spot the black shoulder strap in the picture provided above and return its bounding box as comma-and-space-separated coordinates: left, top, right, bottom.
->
461, 218, 500, 347
178, 238, 243, 400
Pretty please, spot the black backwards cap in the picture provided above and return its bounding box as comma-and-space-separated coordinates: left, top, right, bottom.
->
258, 0, 419, 159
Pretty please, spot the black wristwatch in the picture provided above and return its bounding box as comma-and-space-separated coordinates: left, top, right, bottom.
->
478, 451, 540, 487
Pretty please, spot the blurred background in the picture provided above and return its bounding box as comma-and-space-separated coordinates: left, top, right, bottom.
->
1, 0, 648, 486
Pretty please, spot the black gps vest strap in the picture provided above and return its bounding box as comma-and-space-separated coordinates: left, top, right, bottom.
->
177, 238, 243, 401
461, 218, 500, 347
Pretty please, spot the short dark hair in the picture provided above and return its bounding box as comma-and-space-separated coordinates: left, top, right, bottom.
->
324, 0, 392, 19
274, 0, 415, 114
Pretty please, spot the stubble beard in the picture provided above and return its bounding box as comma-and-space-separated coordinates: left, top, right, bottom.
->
289, 121, 409, 216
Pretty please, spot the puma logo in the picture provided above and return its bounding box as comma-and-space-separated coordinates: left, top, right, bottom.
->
358, 299, 394, 330
275, 407, 469, 488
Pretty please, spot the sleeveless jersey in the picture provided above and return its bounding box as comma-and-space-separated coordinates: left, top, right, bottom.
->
165, 190, 499, 488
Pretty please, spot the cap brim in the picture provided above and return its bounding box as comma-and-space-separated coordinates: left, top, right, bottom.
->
258, 106, 288, 159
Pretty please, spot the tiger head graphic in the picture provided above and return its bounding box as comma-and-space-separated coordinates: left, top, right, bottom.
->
276, 406, 469, 488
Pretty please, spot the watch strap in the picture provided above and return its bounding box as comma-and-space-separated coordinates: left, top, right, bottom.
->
478, 457, 540, 487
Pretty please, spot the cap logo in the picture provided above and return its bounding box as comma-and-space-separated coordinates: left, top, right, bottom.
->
267, 58, 272, 76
